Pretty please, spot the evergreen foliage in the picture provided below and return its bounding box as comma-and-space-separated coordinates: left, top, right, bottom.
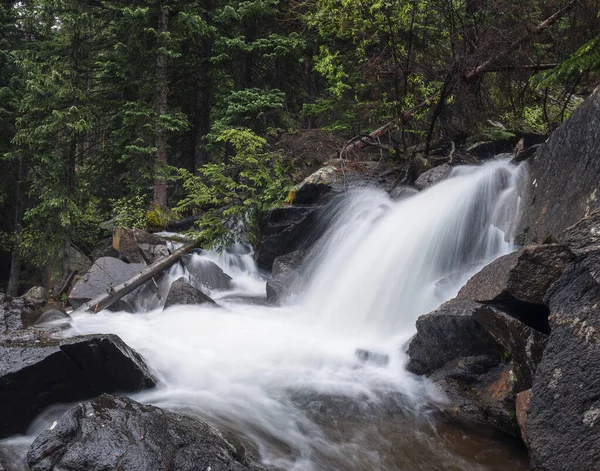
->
0, 0, 598, 290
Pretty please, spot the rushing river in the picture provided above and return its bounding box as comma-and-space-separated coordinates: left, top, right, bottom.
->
1, 160, 530, 470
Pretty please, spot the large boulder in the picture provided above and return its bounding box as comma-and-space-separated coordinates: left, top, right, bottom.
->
266, 251, 305, 304
457, 244, 573, 332
287, 165, 338, 205
182, 256, 233, 291
22, 286, 49, 308
266, 270, 298, 305
68, 257, 145, 309
407, 298, 547, 436
163, 277, 217, 309
0, 332, 155, 438
414, 164, 452, 190
27, 394, 263, 471
271, 250, 305, 277
254, 206, 323, 271
407, 299, 504, 375
525, 249, 600, 470
518, 86, 600, 244
112, 227, 167, 264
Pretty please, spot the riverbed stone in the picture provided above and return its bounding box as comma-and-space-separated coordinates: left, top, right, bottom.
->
0, 332, 155, 439
182, 256, 232, 291
68, 257, 145, 309
27, 394, 263, 471
163, 277, 217, 309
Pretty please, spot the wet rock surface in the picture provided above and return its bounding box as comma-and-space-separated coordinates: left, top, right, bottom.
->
255, 206, 323, 271
407, 298, 547, 437
182, 256, 233, 291
68, 257, 145, 309
164, 277, 217, 309
27, 394, 264, 471
518, 86, 600, 244
0, 332, 155, 439
266, 251, 306, 304
526, 250, 600, 471
457, 244, 573, 332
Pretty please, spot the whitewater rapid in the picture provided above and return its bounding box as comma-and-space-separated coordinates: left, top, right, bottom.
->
9, 160, 529, 470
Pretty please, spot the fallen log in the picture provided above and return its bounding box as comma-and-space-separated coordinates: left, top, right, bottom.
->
71, 241, 198, 315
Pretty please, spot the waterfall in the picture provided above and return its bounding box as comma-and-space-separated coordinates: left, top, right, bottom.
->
301, 159, 526, 335
55, 159, 529, 471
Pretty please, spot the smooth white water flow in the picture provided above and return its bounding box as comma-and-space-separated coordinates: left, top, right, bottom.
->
2, 160, 529, 471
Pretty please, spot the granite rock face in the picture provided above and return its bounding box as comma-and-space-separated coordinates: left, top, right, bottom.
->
518, 86, 600, 244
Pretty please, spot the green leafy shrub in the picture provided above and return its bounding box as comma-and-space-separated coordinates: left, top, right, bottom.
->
176, 128, 291, 248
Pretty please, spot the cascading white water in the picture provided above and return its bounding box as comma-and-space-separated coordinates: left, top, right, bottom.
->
301, 160, 526, 335
2, 160, 530, 471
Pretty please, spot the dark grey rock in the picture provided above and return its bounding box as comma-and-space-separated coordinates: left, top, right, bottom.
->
33, 309, 71, 329
558, 209, 600, 255
407, 298, 547, 437
68, 257, 145, 309
0, 332, 155, 438
266, 270, 298, 305
64, 245, 93, 278
518, 87, 600, 244
407, 299, 503, 375
457, 244, 573, 332
472, 305, 547, 391
414, 164, 452, 190
526, 250, 600, 470
255, 206, 324, 271
163, 277, 217, 309
272, 250, 306, 277
182, 257, 233, 291
0, 294, 38, 331
27, 394, 263, 471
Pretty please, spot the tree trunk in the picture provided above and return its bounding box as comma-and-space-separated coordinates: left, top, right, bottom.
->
7, 155, 25, 296
193, 2, 214, 172
153, 3, 169, 207
7, 1, 32, 296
